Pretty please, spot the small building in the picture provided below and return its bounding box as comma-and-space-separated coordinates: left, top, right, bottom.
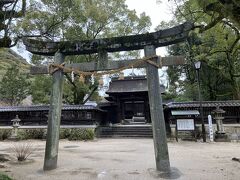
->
0, 105, 106, 126
165, 101, 240, 125
100, 76, 165, 124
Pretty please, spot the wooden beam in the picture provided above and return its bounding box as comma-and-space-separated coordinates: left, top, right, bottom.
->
23, 22, 194, 56
30, 56, 185, 75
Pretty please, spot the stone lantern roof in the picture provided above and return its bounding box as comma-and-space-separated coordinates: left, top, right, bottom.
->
212, 106, 226, 114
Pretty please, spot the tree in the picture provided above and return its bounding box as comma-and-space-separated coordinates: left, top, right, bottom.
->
0, 65, 30, 105
18, 0, 151, 43
162, 0, 240, 101
170, 0, 240, 32
19, 0, 151, 104
30, 75, 52, 104
197, 0, 240, 31
0, 0, 26, 47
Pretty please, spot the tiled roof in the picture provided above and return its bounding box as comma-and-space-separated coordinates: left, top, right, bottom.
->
171, 110, 200, 116
166, 101, 240, 108
0, 105, 101, 112
106, 77, 165, 94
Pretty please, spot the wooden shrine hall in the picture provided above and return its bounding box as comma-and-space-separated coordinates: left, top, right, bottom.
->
99, 76, 165, 125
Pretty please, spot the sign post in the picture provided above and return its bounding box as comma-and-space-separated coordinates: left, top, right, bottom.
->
208, 115, 214, 142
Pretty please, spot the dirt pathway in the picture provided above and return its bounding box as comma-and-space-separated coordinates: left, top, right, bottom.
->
0, 139, 240, 180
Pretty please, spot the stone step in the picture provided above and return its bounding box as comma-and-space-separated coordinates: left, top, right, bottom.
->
97, 125, 153, 138
99, 134, 153, 138
100, 131, 153, 134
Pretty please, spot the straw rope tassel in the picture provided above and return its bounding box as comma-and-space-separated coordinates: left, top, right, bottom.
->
48, 55, 159, 77
79, 74, 85, 83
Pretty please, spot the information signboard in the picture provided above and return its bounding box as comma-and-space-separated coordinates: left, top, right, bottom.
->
177, 119, 195, 130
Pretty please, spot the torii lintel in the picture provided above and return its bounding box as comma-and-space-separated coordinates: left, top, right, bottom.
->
23, 22, 194, 56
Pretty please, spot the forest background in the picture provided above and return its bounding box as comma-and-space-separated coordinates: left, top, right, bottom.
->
0, 0, 239, 106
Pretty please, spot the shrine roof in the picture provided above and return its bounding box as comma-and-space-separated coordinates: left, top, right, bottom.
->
0, 105, 103, 112
166, 101, 240, 108
106, 76, 165, 94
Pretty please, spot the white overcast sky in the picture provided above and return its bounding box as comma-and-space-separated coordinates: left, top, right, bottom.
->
125, 0, 173, 31
125, 0, 174, 56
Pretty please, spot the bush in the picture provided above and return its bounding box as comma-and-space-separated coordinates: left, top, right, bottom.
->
68, 128, 95, 141
2, 128, 95, 141
17, 129, 46, 140
10, 142, 35, 161
0, 129, 11, 140
59, 128, 71, 139
0, 173, 12, 180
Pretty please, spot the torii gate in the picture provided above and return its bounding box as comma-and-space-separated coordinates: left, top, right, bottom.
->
23, 21, 194, 172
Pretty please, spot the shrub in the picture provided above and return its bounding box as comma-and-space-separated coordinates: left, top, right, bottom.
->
17, 129, 46, 140
7, 128, 95, 141
0, 129, 11, 140
0, 173, 12, 180
10, 142, 35, 162
59, 128, 71, 139
68, 128, 95, 141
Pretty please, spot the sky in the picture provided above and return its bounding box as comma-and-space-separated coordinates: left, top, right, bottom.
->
125, 0, 173, 31
125, 0, 174, 56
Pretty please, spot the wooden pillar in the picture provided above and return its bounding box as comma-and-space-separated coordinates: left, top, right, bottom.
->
43, 52, 65, 171
144, 45, 170, 172
116, 97, 121, 123
121, 100, 125, 120
144, 98, 150, 123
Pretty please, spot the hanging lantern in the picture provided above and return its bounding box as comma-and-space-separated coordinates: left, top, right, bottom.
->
98, 76, 104, 87
79, 74, 85, 83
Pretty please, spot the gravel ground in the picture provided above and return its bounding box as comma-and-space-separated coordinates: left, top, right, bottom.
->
0, 139, 240, 180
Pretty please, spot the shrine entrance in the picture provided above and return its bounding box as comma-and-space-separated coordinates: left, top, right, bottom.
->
124, 101, 145, 119
105, 75, 165, 124
23, 21, 194, 172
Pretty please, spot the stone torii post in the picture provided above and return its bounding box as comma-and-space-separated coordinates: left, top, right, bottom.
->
23, 22, 194, 172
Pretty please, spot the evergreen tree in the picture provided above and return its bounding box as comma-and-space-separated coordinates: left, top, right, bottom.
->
0, 0, 26, 47
161, 0, 240, 101
0, 65, 30, 105
20, 0, 151, 104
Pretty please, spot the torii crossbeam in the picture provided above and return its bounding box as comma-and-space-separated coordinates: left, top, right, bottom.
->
23, 21, 194, 172
23, 22, 193, 56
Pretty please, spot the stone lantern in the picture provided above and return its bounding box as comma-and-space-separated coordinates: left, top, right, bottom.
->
10, 115, 21, 140
212, 106, 229, 142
